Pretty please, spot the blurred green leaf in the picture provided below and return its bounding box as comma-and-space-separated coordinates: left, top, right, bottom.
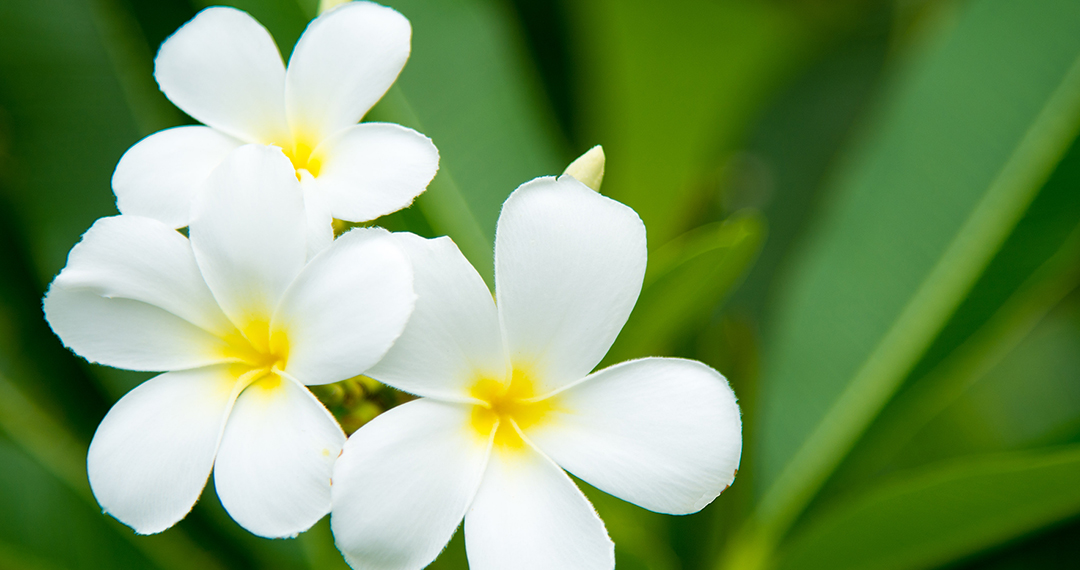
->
0, 542, 64, 570
582, 483, 682, 570
776, 445, 1080, 570
781, 234, 1080, 569
951, 515, 1080, 570
822, 160, 1080, 494
606, 212, 765, 363
298, 519, 351, 570
895, 287, 1080, 465
0, 373, 230, 570
0, 436, 160, 570
564, 0, 874, 247
0, 0, 179, 281
734, 1, 1080, 563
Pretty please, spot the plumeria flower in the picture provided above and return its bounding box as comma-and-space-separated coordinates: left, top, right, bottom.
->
44, 145, 416, 538
112, 1, 438, 255
330, 168, 742, 569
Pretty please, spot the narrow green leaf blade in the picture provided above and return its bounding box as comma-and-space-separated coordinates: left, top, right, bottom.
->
824, 142, 1080, 494
750, 0, 1080, 548
777, 446, 1080, 570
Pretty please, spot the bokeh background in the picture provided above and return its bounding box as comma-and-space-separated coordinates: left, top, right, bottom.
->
2, 0, 1080, 568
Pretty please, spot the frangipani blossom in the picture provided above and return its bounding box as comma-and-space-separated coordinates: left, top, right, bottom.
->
44, 145, 416, 538
113, 1, 438, 255
331, 174, 742, 569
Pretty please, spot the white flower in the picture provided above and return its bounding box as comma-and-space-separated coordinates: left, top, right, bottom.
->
44, 145, 416, 538
112, 1, 439, 255
330, 175, 742, 570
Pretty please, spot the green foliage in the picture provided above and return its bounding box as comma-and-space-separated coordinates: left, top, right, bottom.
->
3, 0, 1080, 568
606, 213, 765, 363
778, 445, 1080, 570
736, 1, 1080, 566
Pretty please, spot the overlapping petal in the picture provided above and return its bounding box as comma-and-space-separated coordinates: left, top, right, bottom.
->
51, 215, 233, 336
308, 123, 438, 223
154, 7, 288, 143
44, 287, 230, 371
525, 358, 742, 515
87, 365, 239, 534
299, 173, 335, 258
285, 1, 411, 140
112, 127, 243, 228
464, 444, 614, 570
189, 145, 307, 334
214, 375, 345, 538
332, 399, 491, 570
275, 228, 415, 386
494, 176, 647, 394
365, 233, 506, 400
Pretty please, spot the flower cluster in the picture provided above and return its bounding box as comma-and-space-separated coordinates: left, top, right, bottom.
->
44, 2, 742, 569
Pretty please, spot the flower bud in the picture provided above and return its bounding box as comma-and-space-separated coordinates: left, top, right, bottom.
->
563, 145, 605, 191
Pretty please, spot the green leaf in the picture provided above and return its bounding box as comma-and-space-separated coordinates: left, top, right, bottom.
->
0, 542, 64, 570
605, 212, 765, 363
0, 435, 161, 570
563, 0, 873, 247
950, 517, 1080, 570
724, 0, 1080, 564
891, 285, 1080, 467
822, 140, 1080, 495
0, 373, 231, 570
0, 0, 179, 281
776, 445, 1080, 570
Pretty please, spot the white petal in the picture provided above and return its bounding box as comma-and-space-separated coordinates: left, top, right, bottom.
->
113, 126, 243, 228
154, 7, 289, 143
307, 123, 438, 222
87, 365, 239, 534
214, 374, 345, 538
300, 173, 335, 259
275, 228, 415, 386
44, 286, 230, 372
464, 445, 614, 570
189, 145, 307, 332
332, 399, 490, 570
365, 233, 506, 400
285, 1, 411, 140
495, 176, 646, 393
51, 216, 233, 337
525, 358, 742, 515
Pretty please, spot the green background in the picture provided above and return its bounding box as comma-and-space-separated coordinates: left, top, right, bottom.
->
2, 0, 1080, 568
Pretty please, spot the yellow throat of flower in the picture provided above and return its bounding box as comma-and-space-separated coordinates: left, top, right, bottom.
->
469, 368, 555, 451
281, 136, 322, 180
221, 317, 290, 392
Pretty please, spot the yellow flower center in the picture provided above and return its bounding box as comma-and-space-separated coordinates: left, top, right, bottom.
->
280, 135, 322, 180
469, 368, 555, 451
220, 317, 290, 392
